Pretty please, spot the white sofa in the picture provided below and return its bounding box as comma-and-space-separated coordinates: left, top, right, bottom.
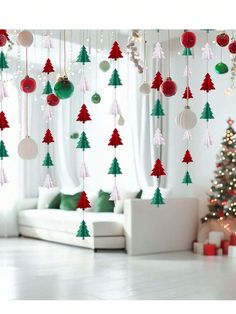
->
17, 198, 199, 255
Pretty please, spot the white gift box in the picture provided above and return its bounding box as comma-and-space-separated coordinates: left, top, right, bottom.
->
209, 231, 224, 247
193, 242, 203, 255
228, 246, 236, 258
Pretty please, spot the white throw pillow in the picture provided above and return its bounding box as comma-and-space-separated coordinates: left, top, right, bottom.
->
37, 187, 60, 209
113, 189, 141, 214
141, 186, 169, 200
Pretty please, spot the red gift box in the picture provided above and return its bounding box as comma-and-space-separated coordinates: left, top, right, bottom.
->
230, 234, 236, 246
221, 240, 230, 255
204, 243, 216, 256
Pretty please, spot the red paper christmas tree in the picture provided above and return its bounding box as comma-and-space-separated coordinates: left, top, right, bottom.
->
200, 73, 215, 92
76, 104, 91, 123
42, 58, 54, 74
151, 159, 166, 177
182, 86, 193, 99
77, 191, 91, 210
0, 29, 9, 41
151, 71, 163, 91
0, 111, 9, 130
42, 129, 54, 144
182, 149, 193, 164
108, 41, 123, 60
108, 128, 123, 147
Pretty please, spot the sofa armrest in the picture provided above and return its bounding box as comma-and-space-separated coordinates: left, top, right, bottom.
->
124, 198, 199, 256
14, 198, 38, 211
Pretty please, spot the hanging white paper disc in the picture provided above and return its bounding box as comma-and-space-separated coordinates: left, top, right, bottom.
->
18, 136, 38, 160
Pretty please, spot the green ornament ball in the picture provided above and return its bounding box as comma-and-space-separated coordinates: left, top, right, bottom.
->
54, 76, 74, 99
215, 62, 229, 74
99, 60, 110, 72
91, 92, 101, 104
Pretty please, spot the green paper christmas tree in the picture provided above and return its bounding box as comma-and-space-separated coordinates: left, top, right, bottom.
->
76, 131, 90, 150
76, 45, 90, 64
0, 51, 9, 70
200, 102, 214, 121
42, 152, 53, 168
0, 140, 9, 159
151, 99, 165, 117
151, 187, 165, 207
182, 171, 192, 185
182, 47, 192, 56
108, 157, 122, 176
42, 81, 53, 95
76, 220, 90, 239
108, 69, 122, 88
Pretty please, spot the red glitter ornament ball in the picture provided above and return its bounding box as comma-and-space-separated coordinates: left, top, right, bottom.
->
47, 93, 60, 106
181, 31, 196, 48
0, 34, 7, 47
216, 32, 229, 47
160, 77, 177, 97
20, 75, 36, 93
228, 41, 236, 54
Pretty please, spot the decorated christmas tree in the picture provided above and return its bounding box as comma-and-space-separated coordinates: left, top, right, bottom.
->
43, 81, 53, 95
151, 71, 163, 90
108, 157, 122, 176
76, 45, 90, 64
108, 41, 123, 60
42, 152, 53, 168
0, 51, 8, 70
76, 131, 90, 150
0, 140, 9, 159
151, 99, 165, 117
200, 102, 214, 121
42, 129, 54, 144
202, 118, 236, 222
76, 104, 91, 123
0, 111, 9, 130
108, 128, 123, 147
42, 58, 54, 74
108, 69, 122, 87
76, 220, 90, 239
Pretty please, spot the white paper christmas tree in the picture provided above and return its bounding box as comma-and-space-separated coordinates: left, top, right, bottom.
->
109, 184, 120, 201
43, 35, 53, 49
152, 42, 165, 60
43, 173, 54, 189
79, 74, 90, 92
203, 130, 213, 147
183, 65, 192, 78
201, 43, 213, 60
183, 130, 192, 141
152, 128, 165, 146
80, 161, 90, 178
0, 167, 8, 186
0, 80, 8, 101
109, 99, 121, 115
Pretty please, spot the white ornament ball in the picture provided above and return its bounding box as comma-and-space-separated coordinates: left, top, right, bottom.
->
118, 115, 125, 126
176, 107, 197, 130
18, 136, 38, 160
99, 60, 110, 72
17, 30, 33, 47
139, 82, 151, 94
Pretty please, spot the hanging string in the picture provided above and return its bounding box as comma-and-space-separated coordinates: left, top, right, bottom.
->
63, 29, 67, 76
143, 30, 147, 82
25, 49, 29, 137
167, 30, 171, 77
95, 30, 98, 92
59, 30, 62, 76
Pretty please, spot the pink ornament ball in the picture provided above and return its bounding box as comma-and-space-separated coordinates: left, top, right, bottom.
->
181, 31, 196, 48
0, 34, 7, 47
160, 77, 177, 97
20, 75, 36, 93
47, 93, 60, 106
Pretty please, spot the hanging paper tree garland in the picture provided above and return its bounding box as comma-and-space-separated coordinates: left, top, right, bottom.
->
17, 30, 38, 161
215, 32, 229, 74
108, 39, 123, 201
200, 30, 215, 147
42, 36, 56, 188
177, 30, 197, 185
0, 29, 9, 186
150, 30, 165, 206
76, 37, 91, 239
139, 31, 151, 94
91, 31, 101, 104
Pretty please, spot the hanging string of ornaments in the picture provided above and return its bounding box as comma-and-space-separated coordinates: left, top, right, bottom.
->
107, 38, 123, 202
215, 31, 229, 74
17, 30, 38, 160
139, 31, 151, 94
76, 33, 92, 240
150, 30, 165, 206
200, 30, 215, 148
41, 33, 57, 189
0, 29, 10, 185
178, 30, 197, 186
91, 31, 101, 104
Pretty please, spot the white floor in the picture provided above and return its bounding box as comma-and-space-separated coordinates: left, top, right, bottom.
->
0, 238, 236, 300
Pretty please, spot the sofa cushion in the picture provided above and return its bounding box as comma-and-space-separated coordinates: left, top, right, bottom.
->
18, 210, 124, 237
93, 190, 114, 212
48, 193, 61, 209
37, 187, 60, 209
114, 189, 143, 214
60, 192, 81, 211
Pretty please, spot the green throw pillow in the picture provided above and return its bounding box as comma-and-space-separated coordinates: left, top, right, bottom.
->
48, 193, 61, 209
136, 189, 142, 199
94, 189, 115, 212
60, 192, 82, 211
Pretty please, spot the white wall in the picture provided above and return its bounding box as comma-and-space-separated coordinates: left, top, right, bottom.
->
166, 33, 235, 218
